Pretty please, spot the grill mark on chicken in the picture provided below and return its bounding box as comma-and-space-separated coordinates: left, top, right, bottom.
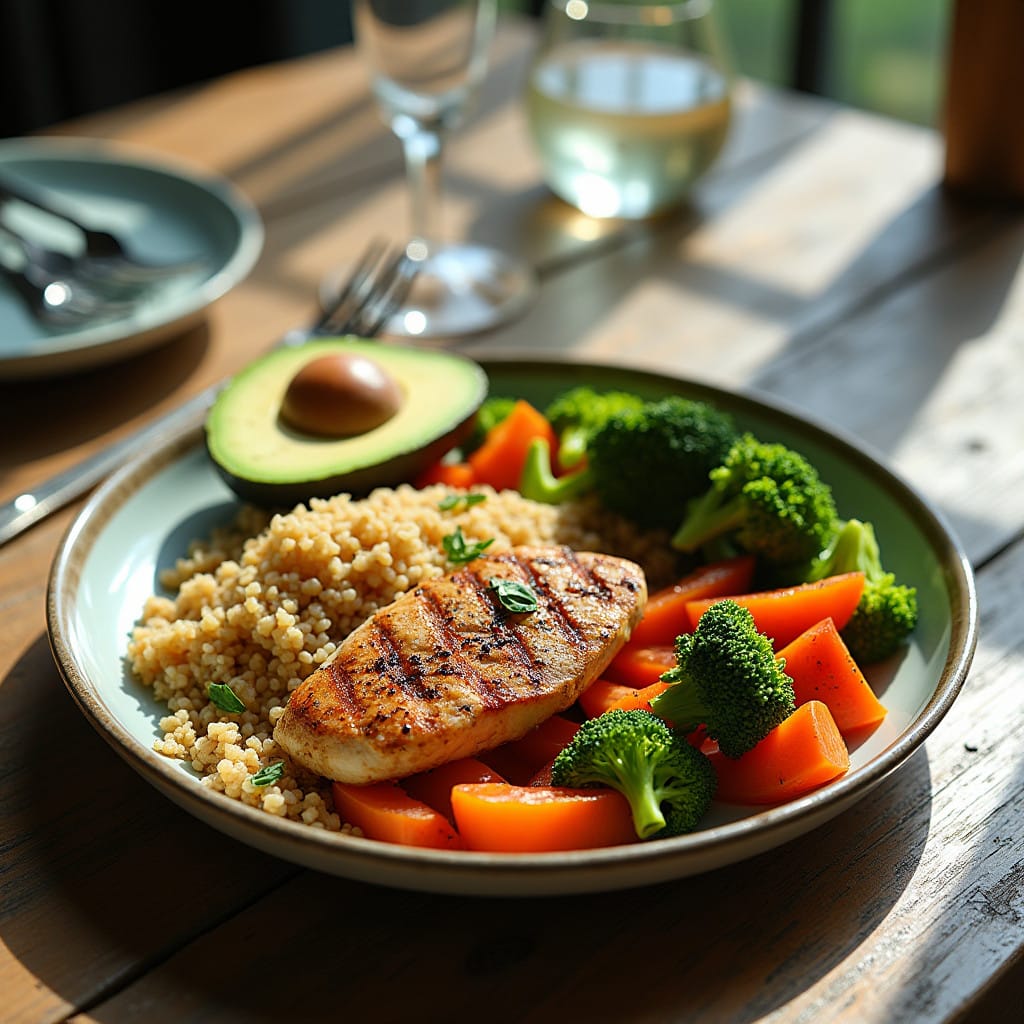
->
462, 555, 579, 694
371, 615, 437, 704
416, 580, 516, 711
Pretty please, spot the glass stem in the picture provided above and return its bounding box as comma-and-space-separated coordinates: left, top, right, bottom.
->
400, 126, 444, 255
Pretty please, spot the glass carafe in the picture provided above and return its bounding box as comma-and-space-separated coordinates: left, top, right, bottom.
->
525, 0, 734, 219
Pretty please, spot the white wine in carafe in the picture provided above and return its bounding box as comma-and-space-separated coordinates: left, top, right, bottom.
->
526, 40, 731, 218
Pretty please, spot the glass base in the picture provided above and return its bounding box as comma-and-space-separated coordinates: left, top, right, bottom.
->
324, 243, 536, 341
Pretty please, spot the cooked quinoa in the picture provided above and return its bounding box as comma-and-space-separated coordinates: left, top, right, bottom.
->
127, 483, 678, 832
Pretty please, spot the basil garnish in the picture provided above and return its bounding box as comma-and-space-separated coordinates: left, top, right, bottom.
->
489, 578, 539, 614
208, 683, 246, 714
443, 526, 494, 564
250, 761, 286, 787
438, 493, 487, 512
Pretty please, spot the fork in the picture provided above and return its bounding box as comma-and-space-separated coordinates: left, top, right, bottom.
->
0, 225, 138, 326
0, 240, 417, 547
0, 173, 208, 289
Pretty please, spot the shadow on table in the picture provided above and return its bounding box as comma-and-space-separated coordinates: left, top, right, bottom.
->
0, 318, 209, 480
0, 633, 297, 1013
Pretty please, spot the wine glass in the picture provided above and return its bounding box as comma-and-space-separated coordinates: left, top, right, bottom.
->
344, 0, 536, 339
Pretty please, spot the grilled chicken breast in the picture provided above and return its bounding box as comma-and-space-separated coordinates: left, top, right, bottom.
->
274, 545, 647, 783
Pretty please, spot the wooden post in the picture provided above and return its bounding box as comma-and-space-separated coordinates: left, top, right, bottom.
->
943, 0, 1024, 200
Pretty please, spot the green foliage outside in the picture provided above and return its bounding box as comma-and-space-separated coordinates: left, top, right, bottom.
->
715, 0, 952, 126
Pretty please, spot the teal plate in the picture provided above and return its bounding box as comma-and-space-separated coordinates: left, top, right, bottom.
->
46, 358, 977, 895
0, 137, 263, 379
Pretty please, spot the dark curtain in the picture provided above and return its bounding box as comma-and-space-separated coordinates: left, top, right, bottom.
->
0, 0, 355, 138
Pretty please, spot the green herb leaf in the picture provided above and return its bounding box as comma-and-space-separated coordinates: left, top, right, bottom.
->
442, 526, 494, 564
489, 577, 539, 614
438, 492, 488, 512
208, 683, 246, 714
250, 761, 286, 787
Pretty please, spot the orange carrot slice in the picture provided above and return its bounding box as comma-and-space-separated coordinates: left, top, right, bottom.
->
577, 678, 636, 719
479, 715, 580, 784
604, 644, 678, 688
777, 618, 887, 735
709, 700, 850, 805
451, 783, 637, 852
467, 399, 558, 491
400, 757, 507, 823
686, 572, 866, 649
626, 555, 756, 648
331, 781, 463, 849
607, 680, 672, 715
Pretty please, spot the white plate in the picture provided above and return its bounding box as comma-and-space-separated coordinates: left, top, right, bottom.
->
47, 359, 978, 895
0, 137, 263, 379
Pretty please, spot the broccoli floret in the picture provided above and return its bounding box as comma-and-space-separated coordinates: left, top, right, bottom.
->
671, 434, 839, 568
651, 600, 796, 759
809, 518, 918, 662
587, 396, 739, 530
463, 396, 517, 454
544, 387, 646, 469
550, 709, 716, 838
517, 437, 595, 504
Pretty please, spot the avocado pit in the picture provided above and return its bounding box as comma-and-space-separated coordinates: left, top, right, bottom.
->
280, 351, 404, 437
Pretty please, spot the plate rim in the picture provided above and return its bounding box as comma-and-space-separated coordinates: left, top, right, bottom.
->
45, 355, 979, 895
0, 135, 264, 378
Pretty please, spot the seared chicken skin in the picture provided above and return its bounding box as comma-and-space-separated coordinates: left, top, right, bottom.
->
274, 545, 646, 783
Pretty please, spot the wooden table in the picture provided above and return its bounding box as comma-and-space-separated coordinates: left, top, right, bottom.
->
2, 19, 1021, 1023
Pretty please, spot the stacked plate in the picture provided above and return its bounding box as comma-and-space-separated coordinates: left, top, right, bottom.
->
0, 137, 263, 379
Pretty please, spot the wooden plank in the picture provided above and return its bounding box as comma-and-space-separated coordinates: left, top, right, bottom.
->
748, 212, 1024, 567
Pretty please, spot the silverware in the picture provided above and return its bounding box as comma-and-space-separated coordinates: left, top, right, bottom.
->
0, 241, 416, 548
0, 173, 208, 288
0, 225, 138, 325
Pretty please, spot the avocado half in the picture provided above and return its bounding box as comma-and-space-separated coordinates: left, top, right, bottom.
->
205, 338, 488, 507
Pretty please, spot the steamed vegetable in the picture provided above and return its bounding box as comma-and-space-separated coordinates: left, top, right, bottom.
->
451, 783, 637, 852
551, 709, 716, 838
808, 518, 918, 662
684, 572, 866, 650
587, 396, 739, 530
777, 617, 888, 735
651, 600, 797, 759
707, 700, 850, 804
544, 386, 646, 469
671, 434, 839, 570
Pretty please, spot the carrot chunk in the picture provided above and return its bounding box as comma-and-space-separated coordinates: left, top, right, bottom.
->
604, 644, 678, 688
607, 680, 672, 715
400, 758, 507, 823
577, 678, 636, 719
479, 715, 580, 784
709, 700, 850, 805
331, 781, 463, 849
626, 555, 756, 648
451, 783, 637, 852
685, 572, 866, 649
467, 400, 558, 491
777, 617, 887, 735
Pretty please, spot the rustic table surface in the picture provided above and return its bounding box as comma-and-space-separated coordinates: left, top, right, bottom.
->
2, 19, 1021, 1024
